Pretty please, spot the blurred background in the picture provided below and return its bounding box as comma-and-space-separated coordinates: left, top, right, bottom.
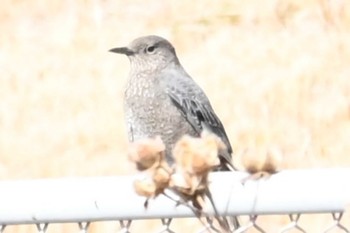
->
1, 0, 350, 232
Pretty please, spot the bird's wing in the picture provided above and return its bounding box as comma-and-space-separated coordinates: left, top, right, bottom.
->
165, 76, 233, 158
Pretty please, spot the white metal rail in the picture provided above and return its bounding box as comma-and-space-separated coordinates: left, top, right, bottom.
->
0, 169, 349, 232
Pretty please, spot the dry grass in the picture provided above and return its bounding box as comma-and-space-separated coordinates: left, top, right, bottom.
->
1, 0, 350, 232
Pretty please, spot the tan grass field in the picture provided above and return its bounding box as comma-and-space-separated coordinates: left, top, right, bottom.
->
1, 0, 350, 232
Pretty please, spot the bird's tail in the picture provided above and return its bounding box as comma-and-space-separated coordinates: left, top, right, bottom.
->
218, 156, 238, 171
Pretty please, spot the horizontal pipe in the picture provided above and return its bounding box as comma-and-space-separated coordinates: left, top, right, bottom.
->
0, 169, 349, 224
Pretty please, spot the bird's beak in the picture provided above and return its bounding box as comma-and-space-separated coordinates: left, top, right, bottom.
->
109, 47, 134, 56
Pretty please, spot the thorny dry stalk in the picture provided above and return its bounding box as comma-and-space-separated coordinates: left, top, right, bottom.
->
170, 131, 223, 209
128, 136, 173, 207
128, 131, 233, 231
128, 131, 283, 231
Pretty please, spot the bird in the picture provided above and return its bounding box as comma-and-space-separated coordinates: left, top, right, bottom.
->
109, 35, 236, 171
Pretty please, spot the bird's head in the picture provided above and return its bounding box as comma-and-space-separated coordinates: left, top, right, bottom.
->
110, 35, 180, 73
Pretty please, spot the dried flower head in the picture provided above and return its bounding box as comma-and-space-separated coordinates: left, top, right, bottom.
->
128, 136, 165, 171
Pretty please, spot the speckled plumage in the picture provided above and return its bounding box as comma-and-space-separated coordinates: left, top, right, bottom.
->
110, 35, 235, 170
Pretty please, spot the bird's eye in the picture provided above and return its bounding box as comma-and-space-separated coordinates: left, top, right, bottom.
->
146, 46, 156, 54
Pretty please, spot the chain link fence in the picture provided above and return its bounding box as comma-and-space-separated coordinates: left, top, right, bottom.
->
0, 169, 349, 233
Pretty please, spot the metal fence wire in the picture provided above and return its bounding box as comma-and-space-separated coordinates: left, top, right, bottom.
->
0, 169, 349, 233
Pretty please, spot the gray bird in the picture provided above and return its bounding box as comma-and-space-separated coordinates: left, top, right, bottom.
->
110, 35, 236, 171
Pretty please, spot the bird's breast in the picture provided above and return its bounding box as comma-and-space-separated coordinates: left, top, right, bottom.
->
124, 77, 194, 141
